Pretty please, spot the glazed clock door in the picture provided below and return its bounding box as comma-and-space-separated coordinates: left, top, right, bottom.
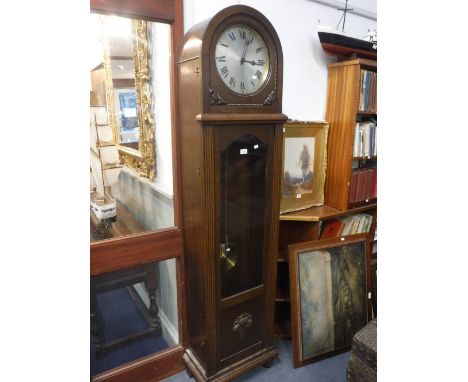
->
220, 133, 267, 298
215, 124, 274, 366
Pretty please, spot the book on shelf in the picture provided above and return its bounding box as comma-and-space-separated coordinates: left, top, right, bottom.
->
359, 69, 377, 112
349, 171, 358, 202
320, 214, 373, 239
320, 219, 345, 239
353, 121, 377, 158
373, 170, 377, 197
349, 168, 377, 203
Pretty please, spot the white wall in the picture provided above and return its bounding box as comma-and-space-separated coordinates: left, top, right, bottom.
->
151, 22, 174, 197
183, 0, 376, 121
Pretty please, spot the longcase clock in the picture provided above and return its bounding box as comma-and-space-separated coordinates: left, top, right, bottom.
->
178, 5, 286, 381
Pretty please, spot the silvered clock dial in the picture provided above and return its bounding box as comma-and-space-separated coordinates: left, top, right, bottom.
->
215, 24, 270, 95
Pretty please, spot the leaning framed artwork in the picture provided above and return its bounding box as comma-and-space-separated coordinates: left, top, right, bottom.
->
280, 120, 329, 214
288, 234, 371, 367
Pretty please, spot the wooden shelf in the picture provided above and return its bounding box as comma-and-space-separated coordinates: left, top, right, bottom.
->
329, 58, 377, 70
274, 302, 292, 338
277, 249, 288, 262
357, 110, 377, 115
349, 197, 377, 209
279, 203, 377, 222
275, 289, 290, 302
274, 320, 292, 339
352, 156, 377, 160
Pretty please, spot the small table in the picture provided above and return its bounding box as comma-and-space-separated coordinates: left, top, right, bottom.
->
90, 201, 161, 358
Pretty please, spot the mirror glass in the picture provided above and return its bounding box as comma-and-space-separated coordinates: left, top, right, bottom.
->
106, 17, 139, 149
90, 14, 175, 242
91, 258, 179, 376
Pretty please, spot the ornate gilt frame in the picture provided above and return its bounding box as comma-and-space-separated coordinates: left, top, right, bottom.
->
102, 19, 156, 180
280, 120, 329, 214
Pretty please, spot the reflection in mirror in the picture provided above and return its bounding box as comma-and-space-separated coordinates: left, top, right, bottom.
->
90, 14, 175, 242
91, 259, 179, 376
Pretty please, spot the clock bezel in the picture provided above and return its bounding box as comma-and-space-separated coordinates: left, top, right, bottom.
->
214, 23, 272, 97
204, 11, 281, 111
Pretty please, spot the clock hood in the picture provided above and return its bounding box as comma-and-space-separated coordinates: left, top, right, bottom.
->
178, 5, 283, 113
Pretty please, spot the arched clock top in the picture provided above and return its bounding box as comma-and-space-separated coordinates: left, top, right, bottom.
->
178, 5, 283, 114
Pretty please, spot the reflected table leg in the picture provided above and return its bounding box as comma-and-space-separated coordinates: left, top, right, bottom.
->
145, 264, 161, 330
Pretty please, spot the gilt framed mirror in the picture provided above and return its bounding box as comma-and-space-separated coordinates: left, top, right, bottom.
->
91, 15, 156, 179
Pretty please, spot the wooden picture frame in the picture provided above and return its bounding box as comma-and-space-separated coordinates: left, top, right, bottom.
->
280, 120, 329, 214
288, 234, 371, 368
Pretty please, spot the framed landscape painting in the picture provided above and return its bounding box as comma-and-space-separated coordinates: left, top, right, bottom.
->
288, 235, 371, 367
280, 121, 329, 214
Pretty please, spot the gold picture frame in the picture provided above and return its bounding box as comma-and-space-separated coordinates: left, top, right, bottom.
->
280, 120, 329, 214
102, 19, 156, 180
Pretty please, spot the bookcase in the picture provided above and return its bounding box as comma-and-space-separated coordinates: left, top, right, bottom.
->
273, 58, 378, 338
273, 204, 377, 338
325, 58, 377, 211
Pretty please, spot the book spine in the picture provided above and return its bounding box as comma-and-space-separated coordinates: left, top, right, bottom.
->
353, 122, 360, 157
349, 170, 358, 203
363, 123, 370, 157
373, 125, 377, 156
372, 169, 377, 197
359, 70, 365, 111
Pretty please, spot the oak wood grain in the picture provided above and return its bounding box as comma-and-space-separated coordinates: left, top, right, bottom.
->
178, 5, 284, 380
324, 58, 377, 210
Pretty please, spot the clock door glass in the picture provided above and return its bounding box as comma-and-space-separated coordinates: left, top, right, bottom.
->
220, 134, 267, 298
215, 24, 270, 95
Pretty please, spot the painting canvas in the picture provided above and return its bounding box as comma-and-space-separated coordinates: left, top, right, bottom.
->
280, 121, 328, 214
283, 137, 315, 198
289, 237, 369, 367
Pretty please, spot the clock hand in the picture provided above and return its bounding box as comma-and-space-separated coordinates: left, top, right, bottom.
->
240, 40, 250, 64
243, 59, 258, 66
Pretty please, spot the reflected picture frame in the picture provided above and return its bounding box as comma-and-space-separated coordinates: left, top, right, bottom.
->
288, 234, 371, 368
102, 18, 156, 180
280, 120, 329, 214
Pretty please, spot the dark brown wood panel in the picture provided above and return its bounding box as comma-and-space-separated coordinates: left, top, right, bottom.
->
91, 227, 183, 275
179, 5, 284, 380
91, 0, 175, 22
93, 345, 185, 382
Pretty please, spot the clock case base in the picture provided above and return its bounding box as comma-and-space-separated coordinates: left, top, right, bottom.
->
183, 347, 278, 382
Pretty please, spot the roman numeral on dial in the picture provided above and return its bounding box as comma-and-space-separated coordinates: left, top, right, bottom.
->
239, 30, 246, 40
228, 31, 236, 41
257, 59, 264, 66
229, 77, 236, 88
217, 56, 226, 62
240, 81, 245, 91
256, 70, 262, 80
220, 66, 229, 77
255, 47, 262, 53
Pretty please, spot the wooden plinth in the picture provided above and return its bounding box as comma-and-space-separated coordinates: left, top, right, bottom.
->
183, 347, 278, 382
